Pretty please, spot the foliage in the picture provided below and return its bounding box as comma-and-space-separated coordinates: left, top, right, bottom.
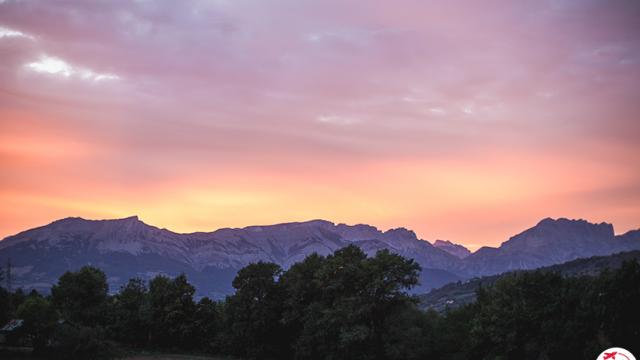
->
220, 245, 421, 360
432, 261, 640, 359
419, 250, 640, 312
596, 261, 640, 354
0, 249, 638, 360
282, 246, 421, 360
470, 272, 592, 358
222, 262, 285, 359
16, 296, 57, 351
0, 286, 10, 325
193, 296, 222, 352
148, 273, 199, 349
51, 266, 109, 326
108, 278, 151, 347
49, 324, 119, 360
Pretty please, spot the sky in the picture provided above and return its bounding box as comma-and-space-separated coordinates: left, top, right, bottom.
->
0, 0, 639, 250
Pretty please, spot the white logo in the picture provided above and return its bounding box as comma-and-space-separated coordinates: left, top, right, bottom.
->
598, 348, 636, 360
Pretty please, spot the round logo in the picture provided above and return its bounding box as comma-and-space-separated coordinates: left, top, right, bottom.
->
598, 348, 636, 360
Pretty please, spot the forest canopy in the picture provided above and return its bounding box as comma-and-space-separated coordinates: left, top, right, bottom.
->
1, 245, 638, 359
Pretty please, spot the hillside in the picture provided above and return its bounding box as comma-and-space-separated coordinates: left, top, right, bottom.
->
419, 250, 640, 312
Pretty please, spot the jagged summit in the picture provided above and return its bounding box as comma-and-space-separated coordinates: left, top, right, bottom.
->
535, 217, 613, 230
463, 217, 630, 276
118, 215, 141, 223
384, 228, 417, 240
433, 240, 471, 259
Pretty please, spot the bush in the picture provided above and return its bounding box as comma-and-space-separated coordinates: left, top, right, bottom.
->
48, 324, 121, 360
16, 296, 57, 352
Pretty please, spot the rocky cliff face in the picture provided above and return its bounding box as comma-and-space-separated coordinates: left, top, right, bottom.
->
461, 218, 638, 276
1, 216, 638, 297
0, 216, 461, 297
433, 240, 471, 259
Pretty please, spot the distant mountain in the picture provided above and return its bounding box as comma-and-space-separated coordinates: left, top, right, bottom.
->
459, 218, 640, 276
433, 240, 471, 258
419, 250, 640, 312
0, 216, 461, 297
0, 216, 638, 298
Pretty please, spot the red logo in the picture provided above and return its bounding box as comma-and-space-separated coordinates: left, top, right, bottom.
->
598, 348, 636, 360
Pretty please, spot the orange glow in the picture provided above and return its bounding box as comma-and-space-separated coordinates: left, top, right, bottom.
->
1, 138, 638, 250
1, 1, 639, 250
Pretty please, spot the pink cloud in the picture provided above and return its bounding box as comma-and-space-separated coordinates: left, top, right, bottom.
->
0, 0, 639, 246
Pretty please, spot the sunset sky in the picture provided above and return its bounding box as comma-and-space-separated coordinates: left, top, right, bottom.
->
0, 0, 639, 250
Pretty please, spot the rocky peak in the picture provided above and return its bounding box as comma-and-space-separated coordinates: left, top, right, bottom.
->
384, 228, 418, 241
433, 240, 471, 259
461, 217, 628, 277
501, 217, 615, 251
536, 217, 614, 233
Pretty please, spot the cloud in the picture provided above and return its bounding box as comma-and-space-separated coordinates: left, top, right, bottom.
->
316, 115, 362, 125
429, 108, 446, 115
0, 26, 34, 40
0, 0, 639, 247
24, 55, 119, 81
461, 106, 474, 115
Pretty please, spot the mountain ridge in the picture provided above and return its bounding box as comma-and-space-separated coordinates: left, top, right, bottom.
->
0, 215, 462, 297
460, 217, 639, 276
1, 215, 638, 298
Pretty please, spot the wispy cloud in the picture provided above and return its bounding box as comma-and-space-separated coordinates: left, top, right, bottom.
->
0, 0, 638, 248
0, 26, 34, 40
25, 55, 119, 81
316, 115, 362, 125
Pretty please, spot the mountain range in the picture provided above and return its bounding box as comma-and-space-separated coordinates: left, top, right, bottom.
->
0, 216, 638, 298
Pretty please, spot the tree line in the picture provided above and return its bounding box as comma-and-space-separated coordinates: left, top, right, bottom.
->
1, 245, 638, 359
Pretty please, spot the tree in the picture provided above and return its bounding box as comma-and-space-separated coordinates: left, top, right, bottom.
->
193, 297, 221, 351
597, 261, 640, 354
223, 262, 285, 359
10, 288, 27, 319
108, 278, 150, 346
431, 303, 476, 359
50, 323, 117, 360
148, 274, 197, 349
280, 252, 327, 352
51, 266, 108, 326
17, 296, 58, 351
469, 271, 601, 359
273, 246, 421, 360
382, 306, 438, 360
364, 249, 420, 358
0, 286, 10, 326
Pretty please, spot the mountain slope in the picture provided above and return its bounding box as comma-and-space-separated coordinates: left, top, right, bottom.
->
1, 216, 638, 298
420, 250, 640, 312
0, 216, 461, 297
460, 218, 639, 276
